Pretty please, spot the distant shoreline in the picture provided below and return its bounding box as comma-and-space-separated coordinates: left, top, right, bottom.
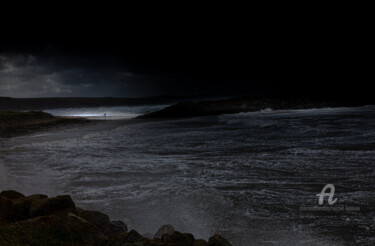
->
139, 96, 374, 119
0, 111, 90, 138
0, 95, 220, 111
1, 94, 374, 138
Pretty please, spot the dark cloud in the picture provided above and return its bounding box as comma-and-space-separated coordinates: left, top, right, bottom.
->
0, 12, 372, 98
0, 52, 141, 97
0, 42, 263, 98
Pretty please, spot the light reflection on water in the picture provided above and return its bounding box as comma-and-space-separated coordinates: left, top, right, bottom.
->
1, 106, 375, 245
44, 105, 169, 119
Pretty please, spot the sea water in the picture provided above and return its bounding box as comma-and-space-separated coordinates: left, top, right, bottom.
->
44, 104, 169, 119
1, 105, 375, 245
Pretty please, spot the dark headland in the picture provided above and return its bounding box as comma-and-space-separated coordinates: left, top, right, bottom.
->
0, 95, 217, 111
1, 91, 373, 138
139, 93, 375, 119
0, 111, 89, 138
0, 95, 220, 138
0, 190, 232, 246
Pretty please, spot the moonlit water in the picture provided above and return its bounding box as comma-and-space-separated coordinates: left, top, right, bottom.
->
45, 104, 169, 119
1, 106, 375, 245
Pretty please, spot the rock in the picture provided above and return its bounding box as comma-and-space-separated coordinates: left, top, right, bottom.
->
0, 190, 25, 200
142, 232, 154, 239
110, 220, 128, 234
127, 229, 144, 243
1, 190, 234, 246
0, 194, 47, 223
194, 239, 209, 246
66, 213, 108, 245
76, 208, 110, 232
162, 231, 195, 246
0, 213, 108, 246
208, 234, 232, 246
154, 224, 175, 239
76, 208, 127, 236
29, 195, 76, 217
0, 196, 14, 222
113, 229, 144, 244
12, 194, 48, 221
139, 238, 153, 246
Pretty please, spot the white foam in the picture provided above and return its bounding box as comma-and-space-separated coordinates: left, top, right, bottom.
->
260, 107, 273, 113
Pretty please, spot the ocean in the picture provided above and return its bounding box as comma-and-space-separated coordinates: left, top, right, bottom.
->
1, 105, 375, 245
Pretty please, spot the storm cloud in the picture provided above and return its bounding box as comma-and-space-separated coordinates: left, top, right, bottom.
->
0, 24, 371, 99
0, 52, 154, 98
0, 49, 262, 98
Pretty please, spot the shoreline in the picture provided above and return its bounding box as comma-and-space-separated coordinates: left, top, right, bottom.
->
0, 190, 232, 246
139, 96, 374, 119
2, 103, 372, 139
0, 111, 91, 139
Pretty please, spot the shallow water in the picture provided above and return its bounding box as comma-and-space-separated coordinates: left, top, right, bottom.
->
1, 106, 375, 245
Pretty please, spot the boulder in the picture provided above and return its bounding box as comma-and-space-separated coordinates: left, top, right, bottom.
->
1, 194, 49, 222
76, 208, 127, 236
1, 190, 234, 246
162, 231, 195, 246
154, 224, 175, 239
113, 229, 144, 245
208, 234, 232, 246
126, 229, 144, 243
139, 238, 153, 246
76, 208, 110, 231
12, 194, 48, 221
194, 239, 209, 246
66, 213, 108, 245
110, 220, 128, 234
0, 213, 108, 246
0, 190, 25, 200
142, 232, 154, 239
0, 196, 14, 223
29, 195, 76, 217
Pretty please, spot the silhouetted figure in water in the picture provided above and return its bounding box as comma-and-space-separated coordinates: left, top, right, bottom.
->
104, 113, 106, 119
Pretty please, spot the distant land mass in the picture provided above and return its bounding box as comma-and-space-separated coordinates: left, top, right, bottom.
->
0, 111, 88, 138
0, 95, 230, 111
1, 89, 374, 119
139, 92, 375, 119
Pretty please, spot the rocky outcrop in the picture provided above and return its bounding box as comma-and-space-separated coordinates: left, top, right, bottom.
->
0, 192, 109, 245
76, 208, 128, 237
154, 224, 175, 239
0, 190, 25, 200
29, 195, 76, 217
0, 190, 233, 246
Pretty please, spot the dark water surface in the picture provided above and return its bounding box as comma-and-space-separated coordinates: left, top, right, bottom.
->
1, 106, 375, 245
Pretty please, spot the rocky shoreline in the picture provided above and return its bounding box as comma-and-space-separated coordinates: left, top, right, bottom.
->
0, 190, 232, 246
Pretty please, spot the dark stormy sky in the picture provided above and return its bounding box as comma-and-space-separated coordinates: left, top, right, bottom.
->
0, 7, 372, 98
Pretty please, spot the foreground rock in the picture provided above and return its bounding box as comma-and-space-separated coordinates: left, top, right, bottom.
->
0, 190, 232, 246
